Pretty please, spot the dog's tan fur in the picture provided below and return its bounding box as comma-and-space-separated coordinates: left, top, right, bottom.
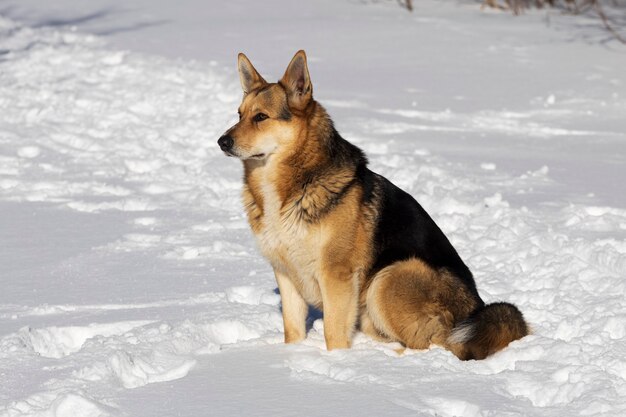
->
219, 50, 529, 358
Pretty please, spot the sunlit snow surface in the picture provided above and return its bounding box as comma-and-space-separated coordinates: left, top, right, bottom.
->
1, 2, 625, 416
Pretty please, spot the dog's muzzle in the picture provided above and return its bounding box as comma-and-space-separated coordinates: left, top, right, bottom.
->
218, 135, 234, 153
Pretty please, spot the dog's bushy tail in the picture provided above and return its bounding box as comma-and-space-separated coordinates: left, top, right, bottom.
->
448, 302, 529, 360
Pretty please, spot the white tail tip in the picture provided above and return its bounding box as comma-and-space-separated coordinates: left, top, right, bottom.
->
448, 322, 475, 345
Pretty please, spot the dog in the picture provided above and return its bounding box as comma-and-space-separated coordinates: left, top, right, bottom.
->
217, 50, 528, 360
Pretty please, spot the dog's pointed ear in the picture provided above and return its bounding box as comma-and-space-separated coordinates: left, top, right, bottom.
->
280, 50, 312, 110
238, 53, 266, 94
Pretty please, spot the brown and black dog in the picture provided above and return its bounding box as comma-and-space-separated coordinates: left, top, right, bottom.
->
218, 50, 528, 360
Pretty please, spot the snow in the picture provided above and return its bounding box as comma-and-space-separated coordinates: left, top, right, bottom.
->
1, 0, 625, 416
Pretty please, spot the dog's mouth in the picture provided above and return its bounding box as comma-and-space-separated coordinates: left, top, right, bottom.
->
221, 150, 266, 160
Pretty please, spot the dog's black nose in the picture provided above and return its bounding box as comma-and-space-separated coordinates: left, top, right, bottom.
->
218, 135, 234, 151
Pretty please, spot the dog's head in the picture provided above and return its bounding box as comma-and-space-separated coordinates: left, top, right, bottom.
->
217, 50, 313, 161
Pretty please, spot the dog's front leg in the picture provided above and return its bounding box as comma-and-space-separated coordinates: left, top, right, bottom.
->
274, 268, 308, 344
319, 265, 359, 350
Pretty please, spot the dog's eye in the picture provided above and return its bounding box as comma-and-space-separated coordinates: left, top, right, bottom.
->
238, 111, 242, 120
253, 113, 269, 122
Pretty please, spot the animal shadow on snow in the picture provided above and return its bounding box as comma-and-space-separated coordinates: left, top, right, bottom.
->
274, 287, 323, 333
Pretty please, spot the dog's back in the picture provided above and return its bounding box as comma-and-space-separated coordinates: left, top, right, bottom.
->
356, 163, 527, 360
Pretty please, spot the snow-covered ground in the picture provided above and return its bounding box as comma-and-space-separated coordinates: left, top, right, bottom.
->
1, 1, 625, 416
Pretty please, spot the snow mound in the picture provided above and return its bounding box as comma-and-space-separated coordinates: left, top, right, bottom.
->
1, 391, 109, 417
18, 321, 154, 359
106, 350, 197, 389
225, 286, 281, 306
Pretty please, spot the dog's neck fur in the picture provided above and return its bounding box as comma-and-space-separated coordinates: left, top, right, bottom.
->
243, 101, 367, 224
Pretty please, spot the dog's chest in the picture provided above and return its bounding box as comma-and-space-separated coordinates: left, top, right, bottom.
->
252, 181, 322, 301
256, 181, 315, 261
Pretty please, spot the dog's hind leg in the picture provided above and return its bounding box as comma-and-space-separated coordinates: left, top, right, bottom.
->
359, 310, 393, 343
365, 258, 477, 354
